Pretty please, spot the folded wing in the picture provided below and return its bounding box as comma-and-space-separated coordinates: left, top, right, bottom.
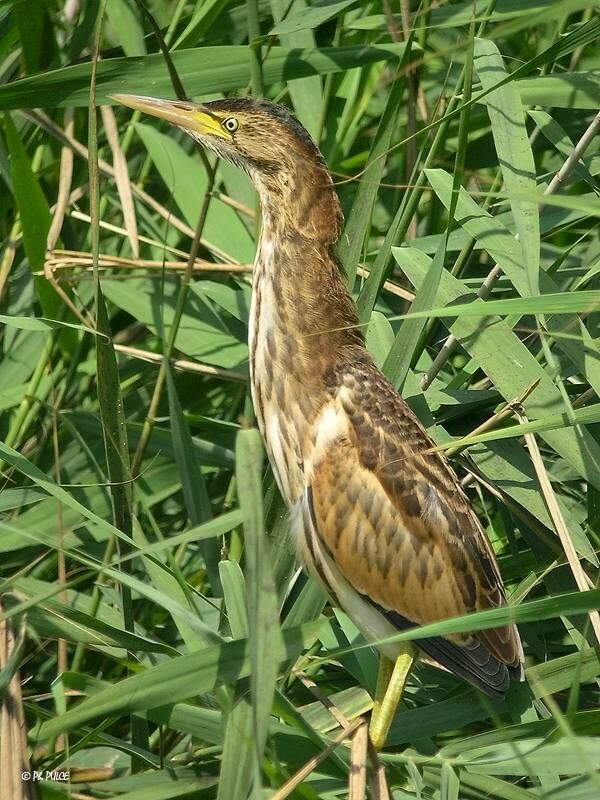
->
307, 364, 523, 694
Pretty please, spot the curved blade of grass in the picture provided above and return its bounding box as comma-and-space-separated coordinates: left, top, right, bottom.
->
165, 361, 220, 593
4, 114, 57, 317
338, 44, 414, 285
0, 441, 131, 544
0, 314, 99, 335
333, 587, 600, 657
474, 38, 540, 296
220, 559, 249, 638
269, 0, 357, 35
33, 621, 321, 742
236, 428, 283, 788
0, 43, 411, 110
393, 290, 600, 319
437, 401, 600, 450
383, 21, 475, 389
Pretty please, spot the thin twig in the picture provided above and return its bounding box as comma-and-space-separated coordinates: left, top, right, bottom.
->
446, 379, 540, 458
113, 343, 247, 382
297, 672, 355, 730
130, 158, 219, 476
47, 249, 250, 274
357, 265, 415, 302
421, 110, 600, 390
270, 718, 362, 800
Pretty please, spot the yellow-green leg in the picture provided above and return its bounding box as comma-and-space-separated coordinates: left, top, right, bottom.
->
369, 643, 417, 751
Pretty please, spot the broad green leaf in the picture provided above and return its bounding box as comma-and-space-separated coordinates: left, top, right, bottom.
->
165, 362, 220, 592
0, 440, 130, 546
220, 560, 249, 638
34, 622, 322, 741
424, 168, 600, 396
269, 0, 324, 140
464, 737, 600, 776
4, 114, 57, 316
218, 695, 255, 800
474, 38, 540, 295
95, 283, 133, 538
13, 0, 53, 75
134, 121, 254, 262
441, 763, 460, 800
269, 0, 357, 35
515, 73, 600, 110
350, 0, 595, 31
0, 43, 411, 109
100, 278, 248, 369
132, 519, 213, 652
339, 60, 407, 287
236, 428, 283, 783
336, 588, 600, 658
172, 0, 231, 50
384, 234, 445, 390
106, 0, 146, 57
527, 649, 600, 699
11, 583, 175, 655
396, 290, 600, 320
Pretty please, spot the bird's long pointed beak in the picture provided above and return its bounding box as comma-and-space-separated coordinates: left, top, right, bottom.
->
110, 94, 229, 139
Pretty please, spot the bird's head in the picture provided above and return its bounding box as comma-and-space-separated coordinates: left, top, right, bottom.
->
111, 94, 342, 242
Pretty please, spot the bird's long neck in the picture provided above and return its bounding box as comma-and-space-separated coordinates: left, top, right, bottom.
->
252, 158, 363, 368
248, 159, 364, 504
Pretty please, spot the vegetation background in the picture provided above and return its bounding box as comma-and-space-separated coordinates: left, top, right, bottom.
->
1, 0, 600, 798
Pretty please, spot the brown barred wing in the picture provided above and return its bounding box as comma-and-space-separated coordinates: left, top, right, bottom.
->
309, 364, 523, 693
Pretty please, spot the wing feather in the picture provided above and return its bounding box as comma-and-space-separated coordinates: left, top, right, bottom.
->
308, 359, 523, 692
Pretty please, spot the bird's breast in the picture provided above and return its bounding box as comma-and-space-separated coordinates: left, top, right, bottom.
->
249, 268, 315, 506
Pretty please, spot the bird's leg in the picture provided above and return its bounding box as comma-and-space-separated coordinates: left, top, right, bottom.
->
369, 643, 417, 751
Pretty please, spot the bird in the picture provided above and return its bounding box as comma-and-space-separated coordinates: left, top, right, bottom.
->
112, 93, 524, 749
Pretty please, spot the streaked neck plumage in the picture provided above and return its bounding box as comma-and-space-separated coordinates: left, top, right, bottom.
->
248, 151, 363, 505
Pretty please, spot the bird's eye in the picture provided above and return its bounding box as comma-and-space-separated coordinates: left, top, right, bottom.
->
222, 117, 239, 133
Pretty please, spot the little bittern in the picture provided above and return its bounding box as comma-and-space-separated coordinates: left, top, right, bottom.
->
113, 94, 523, 749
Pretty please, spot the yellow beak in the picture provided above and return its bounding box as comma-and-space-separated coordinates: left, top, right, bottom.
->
109, 94, 230, 140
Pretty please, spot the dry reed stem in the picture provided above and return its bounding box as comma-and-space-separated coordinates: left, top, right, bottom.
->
47, 107, 75, 252
297, 672, 355, 730
0, 606, 34, 800
46, 249, 250, 274
349, 721, 369, 800
370, 758, 393, 800
101, 104, 139, 257
516, 406, 600, 647
269, 717, 362, 800
113, 344, 247, 382
295, 672, 391, 798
